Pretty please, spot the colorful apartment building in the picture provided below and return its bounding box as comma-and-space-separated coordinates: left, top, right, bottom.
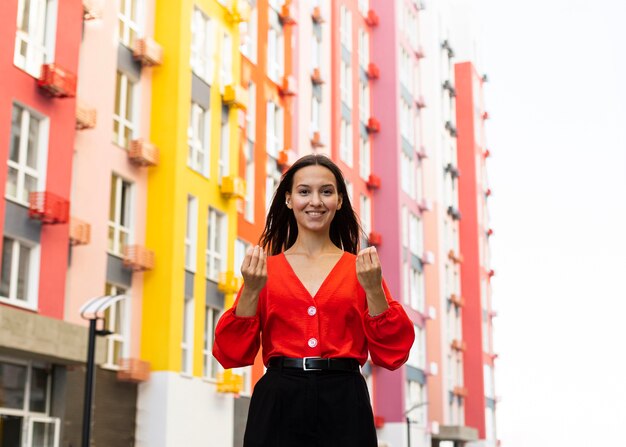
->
0, 0, 113, 445
456, 60, 498, 447
135, 0, 249, 445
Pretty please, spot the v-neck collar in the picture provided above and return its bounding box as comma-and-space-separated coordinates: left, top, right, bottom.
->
281, 251, 348, 300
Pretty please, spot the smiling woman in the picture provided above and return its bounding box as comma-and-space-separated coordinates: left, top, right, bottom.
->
212, 154, 415, 447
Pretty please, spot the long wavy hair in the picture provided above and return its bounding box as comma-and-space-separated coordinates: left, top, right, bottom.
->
259, 154, 363, 255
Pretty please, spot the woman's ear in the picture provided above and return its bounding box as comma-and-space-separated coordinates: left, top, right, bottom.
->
285, 192, 292, 209
337, 193, 343, 210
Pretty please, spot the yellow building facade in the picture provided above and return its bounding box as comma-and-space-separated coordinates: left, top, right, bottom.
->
138, 1, 249, 445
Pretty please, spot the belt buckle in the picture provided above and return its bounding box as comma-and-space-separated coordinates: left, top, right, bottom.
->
302, 357, 322, 371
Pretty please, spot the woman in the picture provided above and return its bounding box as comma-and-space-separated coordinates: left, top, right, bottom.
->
213, 154, 414, 446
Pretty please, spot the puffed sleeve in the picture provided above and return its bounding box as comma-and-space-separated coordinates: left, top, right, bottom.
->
361, 278, 415, 371
212, 285, 263, 369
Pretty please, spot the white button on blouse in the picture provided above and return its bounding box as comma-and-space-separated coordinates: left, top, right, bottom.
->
308, 337, 318, 348
307, 306, 317, 316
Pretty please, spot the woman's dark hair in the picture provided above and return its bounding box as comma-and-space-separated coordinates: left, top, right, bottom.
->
259, 154, 363, 255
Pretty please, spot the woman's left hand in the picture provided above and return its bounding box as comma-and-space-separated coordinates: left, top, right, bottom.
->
356, 247, 383, 293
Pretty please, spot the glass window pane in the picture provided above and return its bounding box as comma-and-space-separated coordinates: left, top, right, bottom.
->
0, 361, 27, 409
1, 238, 13, 298
6, 168, 18, 201
109, 176, 118, 222
124, 81, 134, 121
29, 367, 48, 413
114, 72, 122, 119
120, 181, 131, 226
0, 414, 23, 446
26, 115, 39, 169
24, 174, 38, 202
32, 419, 56, 447
10, 105, 22, 163
16, 243, 31, 301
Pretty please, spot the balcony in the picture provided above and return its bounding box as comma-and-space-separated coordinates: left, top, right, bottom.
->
442, 80, 457, 97
82, 0, 101, 20
368, 231, 382, 246
310, 131, 325, 148
453, 386, 468, 398
485, 188, 492, 197
226, 0, 250, 23
277, 148, 296, 167
28, 192, 69, 224
482, 111, 490, 120
447, 205, 461, 221
69, 217, 91, 246
364, 9, 379, 27
223, 84, 249, 110
37, 64, 77, 98
450, 339, 466, 352
117, 358, 151, 383
415, 95, 426, 109
449, 293, 465, 307
128, 139, 159, 167
417, 198, 431, 213
311, 6, 325, 24
220, 176, 246, 200
488, 268, 495, 278
415, 45, 426, 59
444, 163, 460, 179
76, 101, 96, 130
279, 75, 297, 96
279, 3, 297, 25
311, 68, 325, 85
133, 37, 163, 67
366, 63, 380, 80
483, 148, 491, 158
417, 145, 429, 160
122, 245, 155, 271
420, 251, 434, 265
448, 249, 463, 264
366, 174, 381, 190
487, 228, 494, 237
366, 117, 380, 133
218, 270, 243, 294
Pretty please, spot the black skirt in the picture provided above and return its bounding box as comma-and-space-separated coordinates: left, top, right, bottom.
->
243, 364, 378, 447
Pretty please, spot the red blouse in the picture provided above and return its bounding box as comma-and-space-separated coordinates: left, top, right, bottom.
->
213, 251, 415, 371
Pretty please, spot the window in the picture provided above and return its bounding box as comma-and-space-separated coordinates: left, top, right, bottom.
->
358, 28, 369, 68
118, 0, 141, 48
359, 136, 370, 180
191, 8, 215, 83
265, 159, 281, 214
103, 284, 128, 369
340, 61, 352, 105
400, 152, 411, 194
267, 14, 284, 82
113, 71, 137, 149
311, 35, 321, 71
359, 195, 371, 237
234, 239, 250, 277
340, 6, 352, 51
206, 208, 226, 281
482, 315, 490, 353
0, 359, 60, 447
401, 206, 408, 247
311, 95, 321, 132
405, 379, 427, 427
203, 306, 222, 379
239, 7, 257, 63
220, 32, 232, 88
181, 294, 194, 374
244, 140, 255, 222
409, 213, 424, 255
187, 102, 210, 176
266, 101, 283, 157
185, 196, 198, 271
484, 364, 494, 398
358, 0, 369, 17
340, 120, 352, 167
485, 407, 496, 441
400, 100, 413, 142
0, 236, 39, 309
108, 175, 133, 256
359, 81, 369, 124
219, 105, 230, 181
7, 104, 47, 206
409, 267, 425, 312
14, 0, 57, 77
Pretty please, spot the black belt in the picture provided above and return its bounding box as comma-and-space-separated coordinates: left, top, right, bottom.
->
268, 357, 360, 372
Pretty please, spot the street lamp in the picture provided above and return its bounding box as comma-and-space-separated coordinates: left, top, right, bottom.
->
404, 401, 429, 447
79, 294, 128, 447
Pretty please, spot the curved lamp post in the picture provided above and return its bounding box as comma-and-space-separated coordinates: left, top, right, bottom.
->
79, 294, 128, 447
404, 401, 429, 447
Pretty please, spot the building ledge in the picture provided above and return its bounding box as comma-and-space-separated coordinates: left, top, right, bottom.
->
432, 424, 479, 442
0, 305, 105, 364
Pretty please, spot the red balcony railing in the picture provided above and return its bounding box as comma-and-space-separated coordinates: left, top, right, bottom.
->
28, 192, 69, 224
37, 64, 77, 98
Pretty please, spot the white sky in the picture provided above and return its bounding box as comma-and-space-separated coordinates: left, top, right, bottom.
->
474, 0, 626, 445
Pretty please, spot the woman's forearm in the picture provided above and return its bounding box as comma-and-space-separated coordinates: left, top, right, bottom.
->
235, 287, 262, 316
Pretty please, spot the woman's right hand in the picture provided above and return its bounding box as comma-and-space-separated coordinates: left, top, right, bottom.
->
235, 246, 267, 317
241, 245, 268, 293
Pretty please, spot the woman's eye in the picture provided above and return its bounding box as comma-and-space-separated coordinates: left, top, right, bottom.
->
322, 190, 333, 195
299, 190, 309, 195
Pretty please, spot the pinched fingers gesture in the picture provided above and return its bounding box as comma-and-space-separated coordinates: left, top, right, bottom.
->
241, 245, 268, 293
356, 246, 383, 293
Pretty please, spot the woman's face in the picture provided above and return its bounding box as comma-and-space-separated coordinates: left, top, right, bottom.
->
285, 165, 343, 235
